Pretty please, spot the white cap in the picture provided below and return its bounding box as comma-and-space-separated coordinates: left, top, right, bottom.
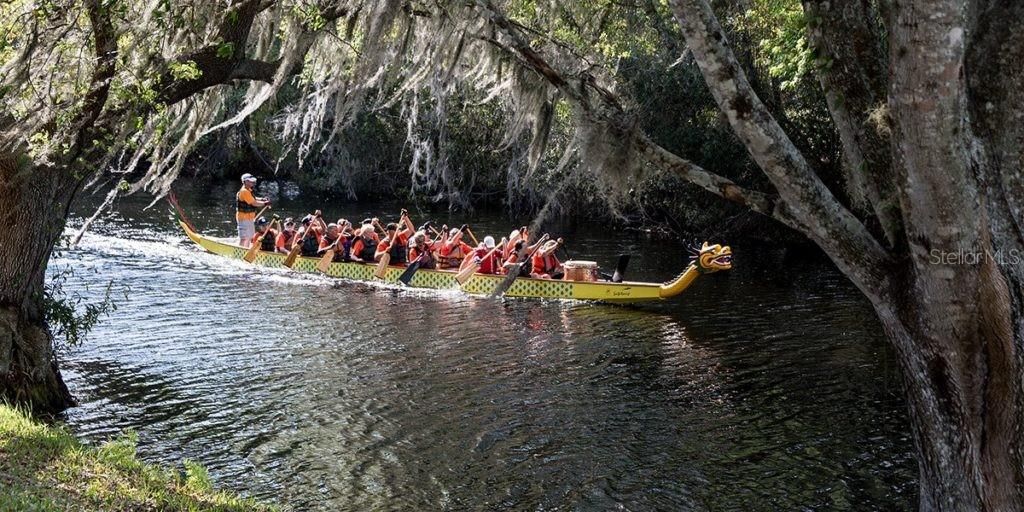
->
484, 236, 495, 248
241, 173, 256, 183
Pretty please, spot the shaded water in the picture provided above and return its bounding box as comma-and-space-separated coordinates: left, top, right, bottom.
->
55, 184, 916, 510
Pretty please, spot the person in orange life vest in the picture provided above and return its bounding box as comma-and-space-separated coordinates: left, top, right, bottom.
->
250, 216, 278, 252
439, 225, 473, 269
501, 240, 524, 274
502, 233, 547, 276
408, 230, 438, 269
374, 212, 414, 265
504, 226, 528, 256
275, 218, 297, 254
334, 219, 356, 261
296, 212, 325, 257
318, 223, 340, 253
531, 238, 564, 279
236, 173, 271, 247
349, 223, 379, 263
469, 236, 505, 274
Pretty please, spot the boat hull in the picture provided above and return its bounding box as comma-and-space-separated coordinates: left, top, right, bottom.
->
181, 221, 671, 303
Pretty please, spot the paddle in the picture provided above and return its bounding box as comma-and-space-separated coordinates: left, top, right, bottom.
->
282, 241, 303, 268
455, 238, 505, 286
243, 215, 280, 263
373, 252, 391, 279
489, 234, 549, 298
464, 227, 481, 247
397, 253, 424, 285
315, 233, 347, 273
283, 215, 319, 269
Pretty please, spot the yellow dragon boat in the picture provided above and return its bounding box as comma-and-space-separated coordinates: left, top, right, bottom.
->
178, 220, 732, 304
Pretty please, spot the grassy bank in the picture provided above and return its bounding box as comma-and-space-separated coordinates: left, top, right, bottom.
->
0, 404, 274, 511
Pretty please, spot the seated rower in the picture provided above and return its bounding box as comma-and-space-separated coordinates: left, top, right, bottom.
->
275, 218, 297, 254
349, 223, 379, 263
505, 226, 527, 255
320, 221, 354, 262
501, 234, 547, 276
296, 212, 324, 257
531, 238, 564, 280
250, 216, 278, 252
501, 240, 524, 274
374, 211, 414, 265
408, 230, 437, 269
439, 224, 473, 269
468, 236, 504, 275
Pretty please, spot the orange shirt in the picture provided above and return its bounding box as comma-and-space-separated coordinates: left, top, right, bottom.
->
275, 230, 296, 253
376, 232, 410, 254
236, 187, 259, 221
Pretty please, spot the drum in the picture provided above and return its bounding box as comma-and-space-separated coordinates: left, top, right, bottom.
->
563, 260, 599, 282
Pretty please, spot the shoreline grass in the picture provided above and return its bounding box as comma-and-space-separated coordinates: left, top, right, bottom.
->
0, 404, 275, 511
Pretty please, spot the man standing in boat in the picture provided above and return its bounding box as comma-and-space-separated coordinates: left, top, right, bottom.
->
237, 174, 271, 247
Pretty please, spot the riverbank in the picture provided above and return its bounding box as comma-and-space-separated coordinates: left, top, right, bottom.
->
0, 404, 273, 511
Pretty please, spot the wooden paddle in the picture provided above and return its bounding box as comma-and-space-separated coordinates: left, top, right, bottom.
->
464, 227, 481, 247
488, 234, 549, 298
315, 234, 347, 273
283, 217, 318, 269
455, 238, 505, 286
373, 252, 391, 279
243, 215, 280, 263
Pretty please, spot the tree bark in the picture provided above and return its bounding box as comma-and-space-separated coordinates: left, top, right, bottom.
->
670, 0, 1024, 509
0, 153, 79, 412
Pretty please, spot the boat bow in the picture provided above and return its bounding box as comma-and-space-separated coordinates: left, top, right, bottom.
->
658, 242, 733, 299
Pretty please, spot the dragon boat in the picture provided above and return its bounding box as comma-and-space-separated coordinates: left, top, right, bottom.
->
178, 220, 732, 304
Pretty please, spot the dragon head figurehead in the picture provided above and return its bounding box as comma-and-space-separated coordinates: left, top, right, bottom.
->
692, 241, 732, 273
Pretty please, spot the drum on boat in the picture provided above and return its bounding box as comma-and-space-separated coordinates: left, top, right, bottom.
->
562, 260, 599, 282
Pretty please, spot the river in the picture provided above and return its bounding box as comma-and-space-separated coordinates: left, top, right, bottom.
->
53, 182, 916, 510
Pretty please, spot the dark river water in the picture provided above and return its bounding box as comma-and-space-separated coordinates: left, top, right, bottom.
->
54, 182, 917, 510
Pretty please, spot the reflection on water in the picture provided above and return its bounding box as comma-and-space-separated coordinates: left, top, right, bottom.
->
55, 188, 916, 510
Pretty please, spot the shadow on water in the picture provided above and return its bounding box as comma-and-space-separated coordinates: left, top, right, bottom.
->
53, 186, 917, 510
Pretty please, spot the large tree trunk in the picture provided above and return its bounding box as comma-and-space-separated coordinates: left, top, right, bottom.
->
877, 261, 1023, 510
0, 153, 78, 412
669, 0, 1024, 509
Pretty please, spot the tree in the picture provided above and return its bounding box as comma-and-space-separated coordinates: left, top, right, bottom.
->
3, 0, 1021, 508
668, 0, 1023, 509
0, 0, 345, 409
462, 1, 1024, 508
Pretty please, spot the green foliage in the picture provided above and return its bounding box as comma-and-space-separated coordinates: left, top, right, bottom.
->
216, 41, 236, 59
292, 3, 326, 31
731, 0, 813, 90
0, 404, 275, 511
42, 265, 117, 355
168, 60, 202, 81
183, 460, 214, 491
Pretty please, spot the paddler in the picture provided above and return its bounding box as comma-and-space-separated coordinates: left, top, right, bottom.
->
275, 218, 297, 254
236, 173, 271, 247
531, 238, 564, 279
468, 236, 504, 274
374, 210, 415, 265
439, 224, 473, 269
408, 229, 437, 269
349, 222, 379, 263
250, 216, 278, 253
296, 212, 325, 257
319, 222, 353, 262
